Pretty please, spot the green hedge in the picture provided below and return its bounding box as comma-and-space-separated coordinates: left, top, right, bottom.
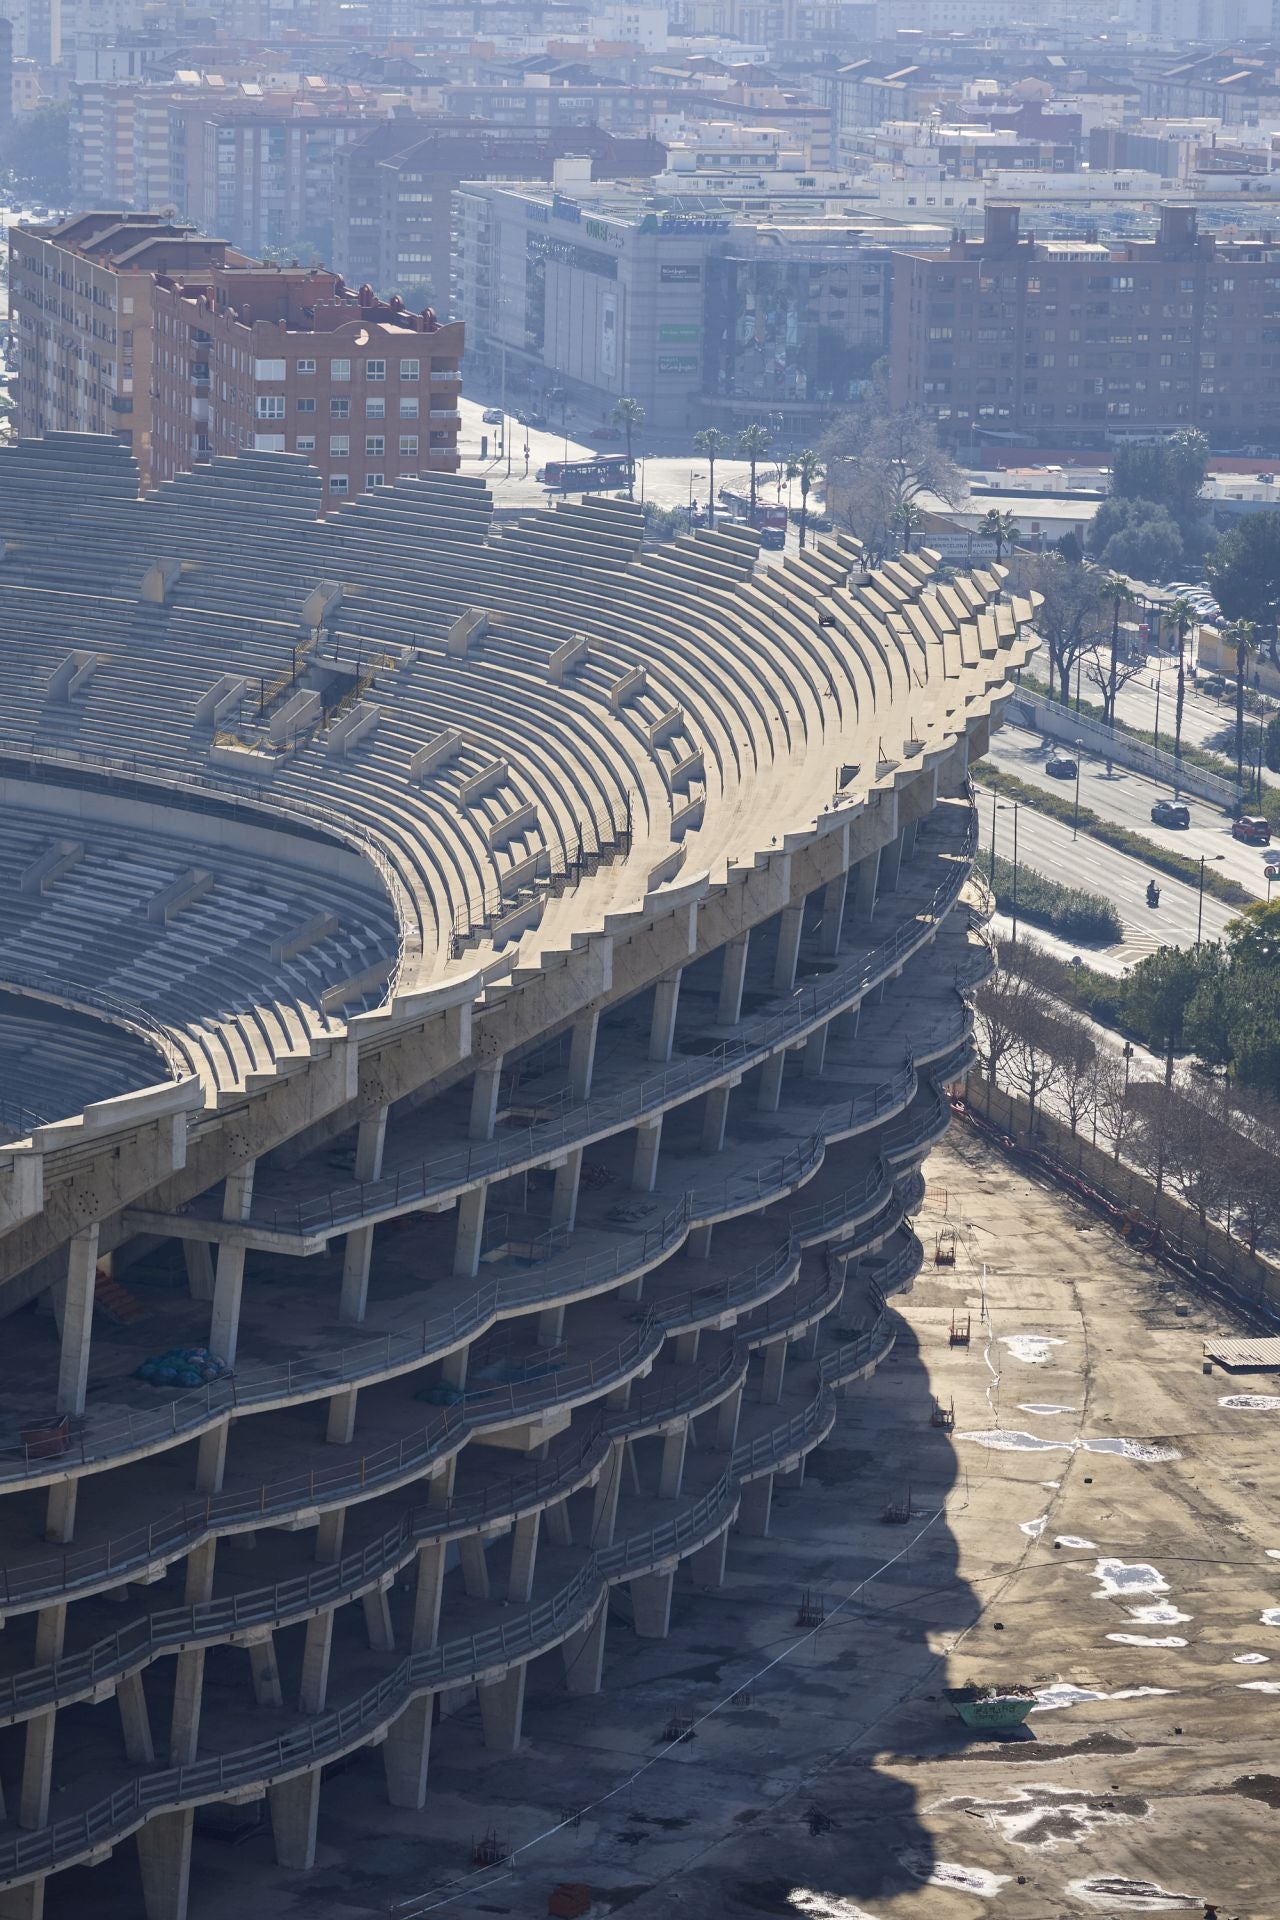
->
976, 850, 1123, 945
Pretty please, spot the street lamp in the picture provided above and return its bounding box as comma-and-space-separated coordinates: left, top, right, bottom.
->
1196, 852, 1225, 948
990, 795, 1020, 943
1072, 739, 1085, 841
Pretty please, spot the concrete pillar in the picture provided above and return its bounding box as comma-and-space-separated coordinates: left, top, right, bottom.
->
819, 869, 849, 956
453, 1186, 487, 1278
183, 1241, 215, 1303
362, 1585, 395, 1651
56, 1225, 99, 1415
832, 1004, 860, 1043
248, 1632, 284, 1707
412, 1541, 447, 1651
19, 1710, 55, 1828
383, 1694, 433, 1809
701, 1083, 731, 1155
544, 1497, 572, 1548
715, 1380, 743, 1453
901, 817, 918, 864
631, 1116, 663, 1192
777, 1456, 806, 1489
796, 1321, 821, 1361
758, 1050, 786, 1115
184, 1538, 217, 1606
630, 1568, 674, 1639
737, 1473, 773, 1538
688, 1223, 712, 1259
658, 1423, 688, 1499
880, 829, 905, 894
209, 1163, 255, 1366
507, 1509, 541, 1603
441, 1343, 469, 1391
0, 1881, 44, 1920
773, 904, 804, 993
136, 1808, 194, 1920
118, 1669, 155, 1763
590, 1439, 625, 1547
537, 1303, 565, 1348
34, 1603, 65, 1665
44, 1480, 76, 1544
689, 1530, 728, 1590
458, 1534, 491, 1600
339, 1108, 387, 1323
649, 969, 682, 1062
852, 849, 880, 927
298, 1611, 334, 1713
195, 1420, 228, 1495
269, 1768, 321, 1870
325, 1386, 358, 1446
717, 933, 750, 1025
562, 1603, 608, 1694
672, 1328, 699, 1367
761, 1337, 788, 1406
551, 1147, 582, 1229
428, 1456, 457, 1511
169, 1649, 205, 1765
469, 1060, 504, 1142
803, 1023, 828, 1081
569, 1008, 600, 1101
315, 1509, 345, 1564
479, 1663, 527, 1753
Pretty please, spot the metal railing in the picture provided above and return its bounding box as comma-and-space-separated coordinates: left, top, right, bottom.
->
0, 968, 191, 1084
818, 1305, 897, 1388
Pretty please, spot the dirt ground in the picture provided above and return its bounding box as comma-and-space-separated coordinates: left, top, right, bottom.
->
66, 1126, 1280, 1920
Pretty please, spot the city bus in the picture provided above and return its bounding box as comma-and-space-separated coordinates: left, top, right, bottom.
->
537, 455, 635, 492
719, 488, 788, 532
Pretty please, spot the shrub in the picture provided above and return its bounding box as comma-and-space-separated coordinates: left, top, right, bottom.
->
977, 851, 1122, 945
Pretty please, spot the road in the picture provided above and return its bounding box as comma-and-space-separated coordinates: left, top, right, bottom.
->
976, 778, 1237, 970
1082, 652, 1276, 791
984, 721, 1274, 902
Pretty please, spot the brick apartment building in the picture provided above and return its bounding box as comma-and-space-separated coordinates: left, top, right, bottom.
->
8, 211, 462, 504
889, 201, 1280, 446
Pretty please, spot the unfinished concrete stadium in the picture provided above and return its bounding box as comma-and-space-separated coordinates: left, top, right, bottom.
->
0, 434, 1036, 1920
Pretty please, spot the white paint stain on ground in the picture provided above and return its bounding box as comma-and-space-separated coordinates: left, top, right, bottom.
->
1019, 1402, 1078, 1414
929, 1784, 1145, 1853
1106, 1633, 1188, 1648
1268, 1550, 1280, 1561
1233, 1653, 1270, 1664
1067, 1877, 1198, 1910
1219, 1394, 1280, 1410
1239, 1680, 1280, 1693
1020, 1516, 1048, 1538
958, 1432, 1180, 1461
1091, 1559, 1170, 1598
788, 1891, 880, 1920
1128, 1604, 1191, 1624
1056, 1535, 1098, 1550
898, 1853, 1008, 1897
1032, 1683, 1173, 1712
1001, 1335, 1066, 1365
1261, 1609, 1280, 1627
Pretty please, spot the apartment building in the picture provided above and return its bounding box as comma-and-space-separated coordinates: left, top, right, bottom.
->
889, 201, 1280, 447
8, 210, 462, 500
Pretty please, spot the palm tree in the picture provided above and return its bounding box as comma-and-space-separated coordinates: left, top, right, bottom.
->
692, 426, 731, 531
793, 447, 823, 550
736, 421, 771, 521
898, 498, 923, 554
978, 507, 1019, 563
611, 396, 644, 498
1168, 595, 1195, 788
1227, 617, 1257, 785
1101, 572, 1133, 734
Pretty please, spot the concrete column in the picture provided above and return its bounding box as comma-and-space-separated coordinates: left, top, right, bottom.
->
715, 1380, 743, 1453
44, 1480, 76, 1544
819, 869, 850, 957
56, 1225, 99, 1415
453, 1186, 487, 1278
880, 829, 905, 895
672, 1328, 699, 1366
551, 1147, 582, 1229
561, 1603, 608, 1694
469, 1060, 503, 1141
688, 1223, 712, 1259
832, 1004, 860, 1043
458, 1534, 491, 1600
441, 1343, 469, 1391
757, 1050, 786, 1114
248, 1632, 284, 1707
136, 1807, 194, 1920
325, 1386, 358, 1446
777, 1457, 806, 1490
362, 1585, 395, 1651
339, 1108, 387, 1323
689, 1530, 728, 1590
383, 1695, 433, 1809
761, 1337, 788, 1406
209, 1163, 255, 1366
183, 1242, 215, 1303
412, 1541, 447, 1651
315, 1508, 346, 1564
649, 970, 682, 1062
428, 1456, 457, 1511
298, 1611, 334, 1714
118, 1669, 155, 1763
478, 1662, 527, 1753
0, 1881, 44, 1920
631, 1116, 663, 1192
630, 1568, 674, 1639
901, 817, 918, 864
796, 1321, 821, 1361
569, 1009, 600, 1101
773, 904, 804, 993
717, 932, 750, 1025
169, 1650, 205, 1765
269, 1768, 321, 1870
34, 1604, 65, 1665
803, 1023, 829, 1081
701, 1083, 731, 1155
852, 849, 880, 927
537, 1304, 565, 1349
544, 1497, 572, 1548
590, 1439, 625, 1547
737, 1473, 773, 1538
507, 1509, 541, 1603
184, 1538, 217, 1606
195, 1420, 228, 1494
658, 1423, 688, 1499
19, 1710, 55, 1828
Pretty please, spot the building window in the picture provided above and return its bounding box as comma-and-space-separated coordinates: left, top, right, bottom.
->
400, 358, 420, 379
366, 397, 385, 419
365, 358, 386, 381
330, 358, 351, 381
366, 435, 385, 456
330, 474, 349, 495
366, 472, 385, 487
296, 434, 316, 451
399, 397, 419, 419
330, 435, 350, 457
255, 395, 286, 420
399, 434, 418, 456
296, 397, 316, 414
253, 432, 285, 450
330, 397, 350, 419
296, 357, 316, 375
254, 358, 285, 380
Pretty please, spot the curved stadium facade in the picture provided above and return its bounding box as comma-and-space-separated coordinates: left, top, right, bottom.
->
0, 434, 1036, 1920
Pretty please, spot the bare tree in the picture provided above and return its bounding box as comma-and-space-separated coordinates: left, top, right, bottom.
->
1022, 554, 1105, 705
1004, 1000, 1079, 1132
1094, 1053, 1140, 1163
973, 940, 1056, 1099
1224, 1085, 1280, 1255
821, 374, 965, 563
1161, 1073, 1233, 1236
1057, 1012, 1099, 1135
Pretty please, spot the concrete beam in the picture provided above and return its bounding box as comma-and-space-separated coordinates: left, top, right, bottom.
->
478, 1662, 526, 1753
269, 1767, 321, 1869
137, 1808, 194, 1920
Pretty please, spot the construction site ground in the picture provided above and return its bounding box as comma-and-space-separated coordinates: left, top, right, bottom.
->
93, 1128, 1280, 1920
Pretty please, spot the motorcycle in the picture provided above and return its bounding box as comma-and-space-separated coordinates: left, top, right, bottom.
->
1146, 881, 1161, 908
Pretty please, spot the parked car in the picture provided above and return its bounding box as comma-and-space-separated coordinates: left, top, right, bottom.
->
759, 527, 787, 551
1151, 798, 1191, 828
481, 407, 503, 424
594, 425, 621, 443
1045, 754, 1078, 778
1198, 674, 1227, 697
1232, 814, 1272, 845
